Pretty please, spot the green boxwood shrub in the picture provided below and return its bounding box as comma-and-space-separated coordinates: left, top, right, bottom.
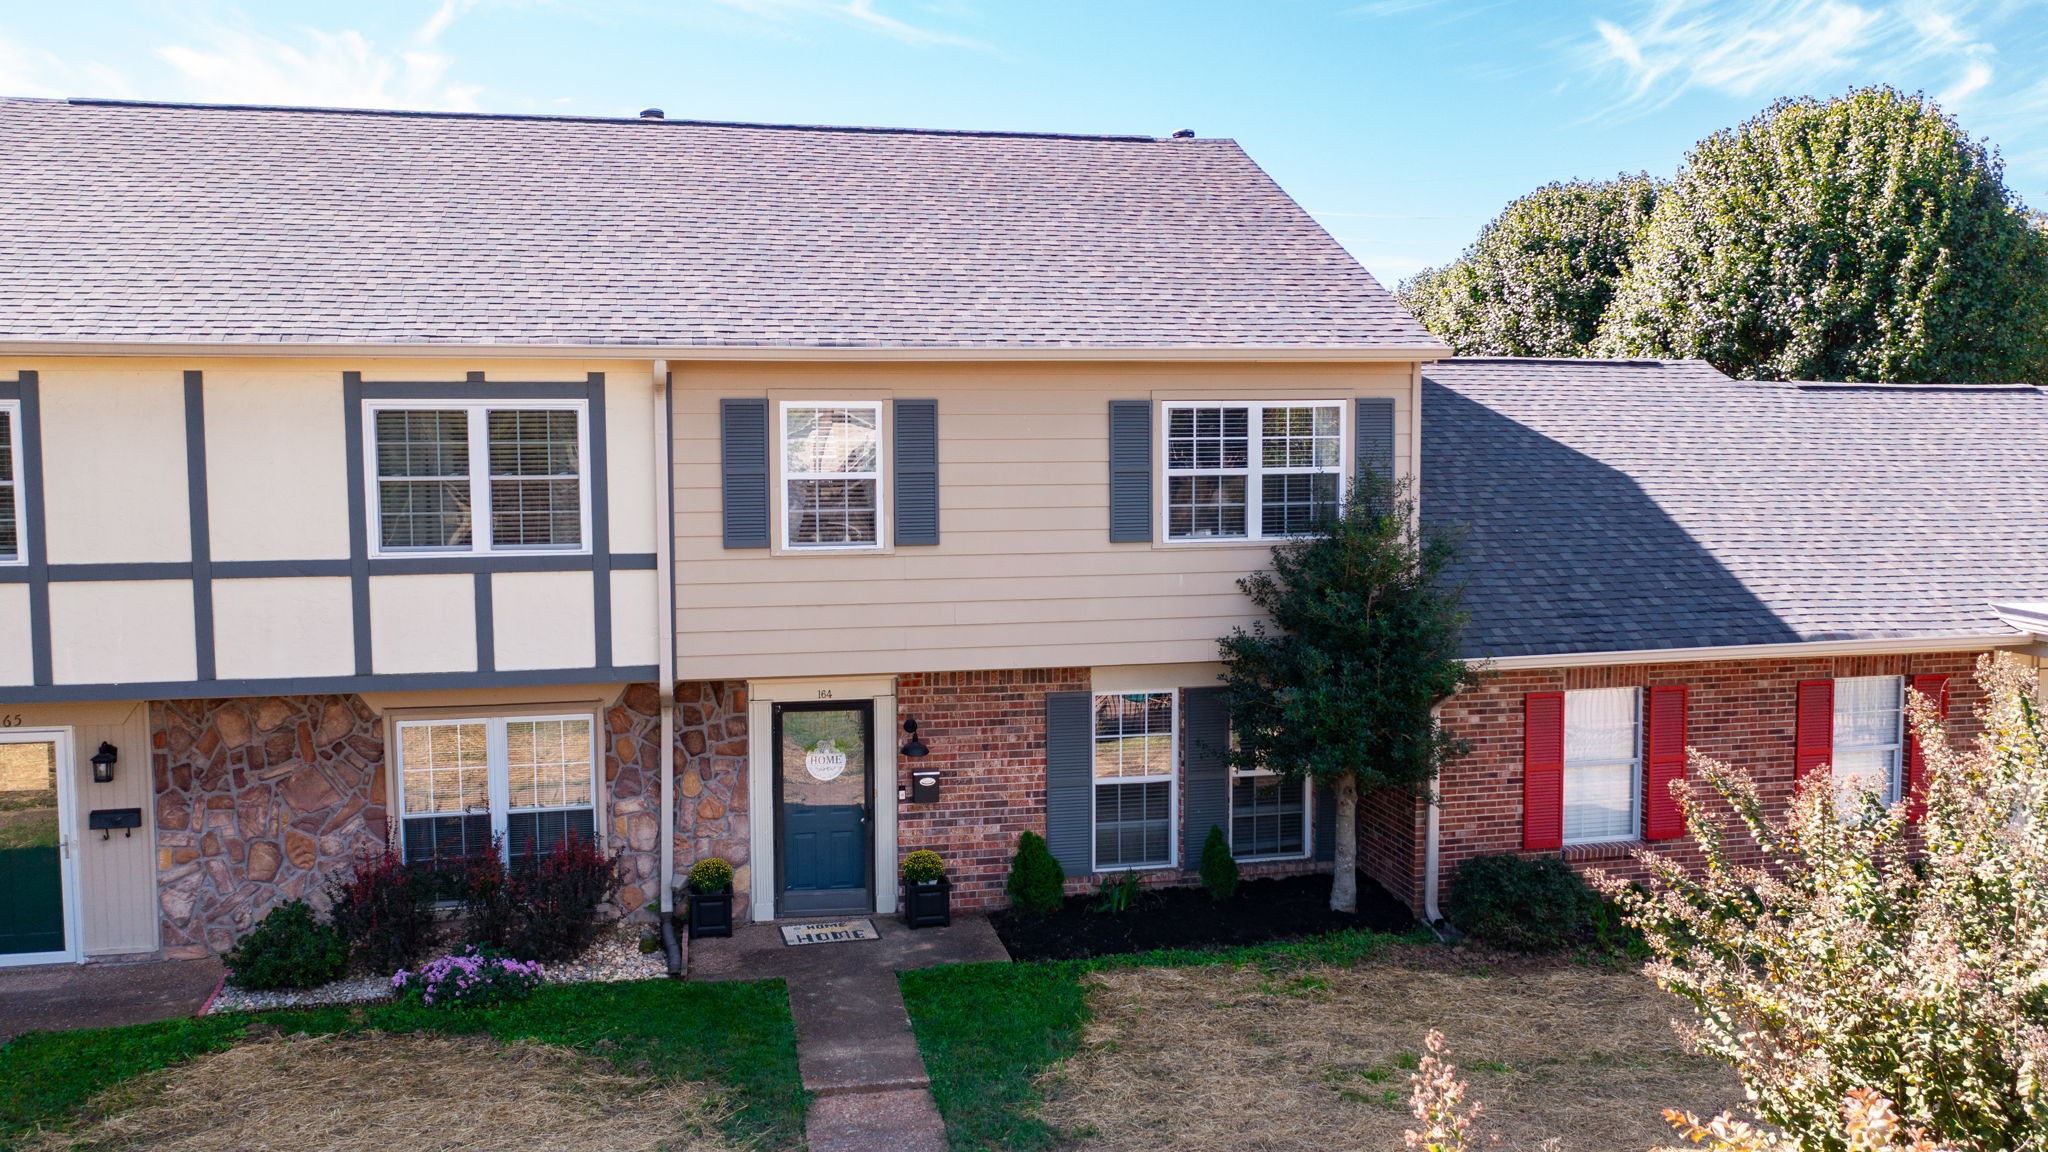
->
223, 899, 350, 990
1443, 853, 1597, 952
1006, 831, 1065, 915
901, 850, 946, 884
688, 857, 734, 893
1198, 825, 1239, 901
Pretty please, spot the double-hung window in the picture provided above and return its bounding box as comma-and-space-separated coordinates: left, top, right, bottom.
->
368, 402, 589, 555
1093, 692, 1176, 870
1562, 687, 1640, 845
1832, 675, 1904, 806
781, 402, 883, 549
1164, 402, 1343, 540
1230, 756, 1308, 860
394, 713, 598, 867
0, 400, 20, 565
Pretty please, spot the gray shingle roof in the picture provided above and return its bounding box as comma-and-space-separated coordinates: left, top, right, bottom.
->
1422, 358, 2048, 659
0, 97, 1438, 351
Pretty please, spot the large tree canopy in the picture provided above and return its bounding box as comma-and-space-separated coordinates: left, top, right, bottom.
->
1598, 87, 2048, 382
1398, 175, 1660, 357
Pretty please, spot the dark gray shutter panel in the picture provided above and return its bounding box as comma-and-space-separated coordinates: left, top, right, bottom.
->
720, 399, 770, 549
1108, 400, 1153, 543
1181, 687, 1230, 869
1314, 779, 1338, 862
1044, 690, 1095, 877
893, 399, 939, 546
1355, 397, 1396, 516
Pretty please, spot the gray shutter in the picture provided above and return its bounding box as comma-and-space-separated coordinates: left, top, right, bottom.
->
1356, 397, 1396, 516
1315, 779, 1338, 862
893, 399, 939, 546
1182, 687, 1230, 869
720, 399, 770, 549
1045, 690, 1095, 877
1108, 400, 1153, 543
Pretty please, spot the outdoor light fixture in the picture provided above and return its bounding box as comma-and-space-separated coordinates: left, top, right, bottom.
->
90, 742, 118, 784
900, 716, 929, 759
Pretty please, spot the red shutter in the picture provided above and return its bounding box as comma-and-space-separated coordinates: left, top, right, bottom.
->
1904, 674, 1949, 821
1523, 692, 1565, 851
1644, 686, 1688, 841
1794, 679, 1835, 789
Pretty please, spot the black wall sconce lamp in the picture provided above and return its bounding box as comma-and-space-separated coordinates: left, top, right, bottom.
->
900, 716, 929, 759
90, 742, 118, 784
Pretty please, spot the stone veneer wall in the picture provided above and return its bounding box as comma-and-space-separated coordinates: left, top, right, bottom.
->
603, 684, 663, 919
1364, 649, 1992, 914
672, 681, 752, 918
153, 696, 387, 958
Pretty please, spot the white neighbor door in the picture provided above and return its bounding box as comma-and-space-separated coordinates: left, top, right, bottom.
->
0, 729, 82, 966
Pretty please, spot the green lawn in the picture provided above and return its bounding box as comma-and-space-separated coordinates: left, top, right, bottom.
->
898, 929, 1406, 1151
0, 978, 806, 1150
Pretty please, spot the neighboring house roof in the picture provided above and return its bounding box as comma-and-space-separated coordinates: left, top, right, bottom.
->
0, 97, 1439, 352
1422, 358, 2048, 659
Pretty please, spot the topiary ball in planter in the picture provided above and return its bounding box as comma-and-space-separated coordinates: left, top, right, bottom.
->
901, 850, 950, 928
687, 857, 734, 939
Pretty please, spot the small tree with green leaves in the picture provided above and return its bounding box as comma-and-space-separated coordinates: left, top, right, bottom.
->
1219, 474, 1478, 913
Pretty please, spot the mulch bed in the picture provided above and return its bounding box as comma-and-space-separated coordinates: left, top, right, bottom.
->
991, 871, 1415, 962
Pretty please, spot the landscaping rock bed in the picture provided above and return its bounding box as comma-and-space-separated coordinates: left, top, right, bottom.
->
991, 871, 1414, 962
208, 925, 668, 1014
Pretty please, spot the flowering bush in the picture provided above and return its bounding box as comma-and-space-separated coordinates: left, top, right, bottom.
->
901, 850, 946, 884
391, 945, 544, 1010
1602, 652, 2048, 1150
688, 857, 734, 893
1404, 1029, 1484, 1151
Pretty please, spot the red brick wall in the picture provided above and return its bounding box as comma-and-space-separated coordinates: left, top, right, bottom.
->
1365, 650, 1992, 913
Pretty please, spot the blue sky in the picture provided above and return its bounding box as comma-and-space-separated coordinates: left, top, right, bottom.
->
4, 1, 2045, 285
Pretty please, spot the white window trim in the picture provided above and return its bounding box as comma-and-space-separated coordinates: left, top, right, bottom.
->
1228, 763, 1312, 862
1090, 689, 1179, 873
363, 399, 593, 558
391, 711, 600, 862
1833, 674, 1905, 805
777, 400, 887, 552
1561, 687, 1643, 848
1159, 399, 1349, 544
0, 398, 22, 567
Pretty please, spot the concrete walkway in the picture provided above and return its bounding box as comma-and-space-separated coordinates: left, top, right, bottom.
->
691, 913, 1009, 1152
0, 957, 223, 1045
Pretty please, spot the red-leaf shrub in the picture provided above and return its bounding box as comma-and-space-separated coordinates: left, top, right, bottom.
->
326, 847, 438, 975
461, 834, 622, 963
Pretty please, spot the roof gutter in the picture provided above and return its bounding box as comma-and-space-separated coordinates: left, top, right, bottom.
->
0, 340, 1453, 362
1475, 632, 2028, 672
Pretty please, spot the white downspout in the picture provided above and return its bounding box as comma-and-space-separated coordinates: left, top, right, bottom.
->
1424, 699, 1445, 930
653, 360, 677, 919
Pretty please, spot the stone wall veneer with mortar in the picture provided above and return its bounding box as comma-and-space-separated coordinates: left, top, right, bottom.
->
670, 681, 753, 918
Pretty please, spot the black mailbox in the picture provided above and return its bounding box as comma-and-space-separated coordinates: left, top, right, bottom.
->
910, 770, 941, 803
89, 808, 144, 839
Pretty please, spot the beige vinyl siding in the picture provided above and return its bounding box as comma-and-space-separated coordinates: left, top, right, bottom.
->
674, 361, 1418, 679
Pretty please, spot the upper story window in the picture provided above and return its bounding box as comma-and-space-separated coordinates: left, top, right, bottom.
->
1093, 691, 1177, 870
1563, 687, 1640, 845
0, 401, 20, 565
1832, 675, 1904, 806
394, 713, 598, 869
1164, 402, 1343, 541
781, 402, 883, 550
368, 402, 588, 556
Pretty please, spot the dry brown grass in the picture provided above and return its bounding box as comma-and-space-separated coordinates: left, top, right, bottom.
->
20, 1031, 750, 1152
1039, 947, 1740, 1152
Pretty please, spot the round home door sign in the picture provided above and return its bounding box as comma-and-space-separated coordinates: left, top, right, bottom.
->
804, 740, 848, 782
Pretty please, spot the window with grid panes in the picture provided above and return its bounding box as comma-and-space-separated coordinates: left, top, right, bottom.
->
1164, 402, 1343, 540
369, 403, 586, 554
1832, 675, 1904, 807
781, 402, 882, 548
1562, 687, 1640, 845
0, 403, 19, 564
1093, 692, 1176, 869
395, 714, 597, 868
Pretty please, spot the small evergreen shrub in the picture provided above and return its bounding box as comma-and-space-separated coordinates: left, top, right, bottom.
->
391, 945, 544, 1009
688, 857, 734, 893
1443, 853, 1596, 952
1006, 831, 1065, 915
901, 849, 946, 884
463, 836, 624, 963
1198, 825, 1240, 901
326, 848, 438, 975
224, 900, 349, 990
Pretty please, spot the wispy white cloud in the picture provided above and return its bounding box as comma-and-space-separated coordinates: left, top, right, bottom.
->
702, 0, 989, 49
153, 1, 484, 110
0, 30, 133, 98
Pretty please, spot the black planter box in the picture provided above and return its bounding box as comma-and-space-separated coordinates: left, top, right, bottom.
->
904, 877, 951, 928
689, 890, 733, 938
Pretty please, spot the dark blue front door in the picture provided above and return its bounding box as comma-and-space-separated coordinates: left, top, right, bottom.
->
776, 703, 871, 916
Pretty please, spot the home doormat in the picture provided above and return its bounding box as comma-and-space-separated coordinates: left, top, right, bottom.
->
780, 919, 881, 946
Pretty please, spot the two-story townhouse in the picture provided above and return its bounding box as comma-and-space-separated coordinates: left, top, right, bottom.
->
0, 96, 1445, 962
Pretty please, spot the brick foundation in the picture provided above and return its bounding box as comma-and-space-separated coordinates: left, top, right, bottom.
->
1364, 649, 1992, 914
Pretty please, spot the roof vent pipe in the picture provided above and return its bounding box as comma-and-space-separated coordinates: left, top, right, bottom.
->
640, 108, 665, 120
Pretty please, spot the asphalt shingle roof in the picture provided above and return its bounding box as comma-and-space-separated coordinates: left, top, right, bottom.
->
1422, 358, 2048, 659
0, 98, 1438, 351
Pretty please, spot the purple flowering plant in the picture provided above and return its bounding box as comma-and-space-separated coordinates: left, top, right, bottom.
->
391, 945, 545, 1009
